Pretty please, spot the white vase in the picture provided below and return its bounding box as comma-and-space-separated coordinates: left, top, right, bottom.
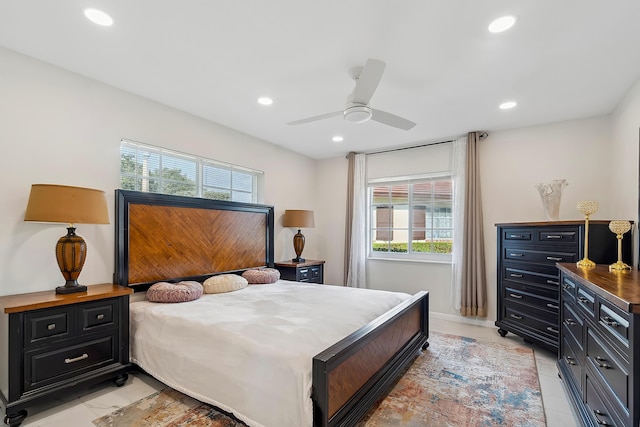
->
535, 179, 568, 221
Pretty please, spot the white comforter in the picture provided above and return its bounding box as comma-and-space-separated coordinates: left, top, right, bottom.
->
129, 280, 410, 427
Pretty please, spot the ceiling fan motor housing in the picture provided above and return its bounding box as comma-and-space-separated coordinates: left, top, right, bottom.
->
344, 103, 372, 123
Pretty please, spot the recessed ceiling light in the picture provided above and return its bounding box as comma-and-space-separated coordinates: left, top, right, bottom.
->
488, 15, 516, 33
84, 8, 113, 26
499, 101, 517, 110
332, 136, 344, 142
257, 97, 273, 106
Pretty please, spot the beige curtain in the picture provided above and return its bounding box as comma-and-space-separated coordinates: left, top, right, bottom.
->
344, 152, 356, 284
460, 131, 487, 317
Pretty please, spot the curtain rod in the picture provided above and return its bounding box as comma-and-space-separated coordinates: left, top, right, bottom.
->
362, 131, 488, 156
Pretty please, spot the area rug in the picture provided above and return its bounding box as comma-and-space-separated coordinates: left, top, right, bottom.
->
93, 332, 545, 427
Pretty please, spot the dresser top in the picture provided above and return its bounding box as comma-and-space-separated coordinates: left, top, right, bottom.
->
496, 220, 632, 227
0, 283, 133, 314
557, 263, 640, 313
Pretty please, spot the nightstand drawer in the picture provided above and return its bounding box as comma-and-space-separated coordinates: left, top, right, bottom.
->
25, 335, 117, 391
81, 299, 116, 331
25, 307, 75, 346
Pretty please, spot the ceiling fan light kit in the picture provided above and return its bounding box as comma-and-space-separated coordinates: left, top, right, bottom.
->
343, 104, 372, 123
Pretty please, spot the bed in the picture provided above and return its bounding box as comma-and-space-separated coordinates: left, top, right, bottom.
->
114, 190, 429, 427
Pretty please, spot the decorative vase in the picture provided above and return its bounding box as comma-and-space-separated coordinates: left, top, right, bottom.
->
534, 179, 568, 221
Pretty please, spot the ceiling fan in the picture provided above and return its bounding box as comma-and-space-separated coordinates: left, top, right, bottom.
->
287, 58, 416, 130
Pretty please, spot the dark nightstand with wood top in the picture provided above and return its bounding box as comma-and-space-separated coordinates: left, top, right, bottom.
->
0, 284, 133, 426
275, 260, 324, 284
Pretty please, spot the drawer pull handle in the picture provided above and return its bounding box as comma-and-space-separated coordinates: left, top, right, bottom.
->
509, 253, 524, 257
546, 303, 559, 309
546, 326, 559, 334
509, 234, 526, 238
601, 316, 619, 327
510, 274, 523, 278
546, 235, 562, 239
547, 279, 559, 285
546, 256, 563, 261
565, 319, 577, 326
595, 356, 611, 369
509, 293, 523, 299
509, 314, 523, 320
96, 314, 104, 320
65, 353, 89, 364
47, 324, 56, 331
577, 296, 589, 304
593, 410, 610, 425
565, 356, 576, 366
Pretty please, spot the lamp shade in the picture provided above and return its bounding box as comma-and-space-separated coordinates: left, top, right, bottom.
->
24, 184, 109, 225
282, 210, 314, 228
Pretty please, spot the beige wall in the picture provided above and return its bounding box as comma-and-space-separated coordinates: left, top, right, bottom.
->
0, 47, 318, 296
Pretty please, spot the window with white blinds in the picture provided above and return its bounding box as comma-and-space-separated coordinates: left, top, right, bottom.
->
120, 140, 263, 203
369, 175, 453, 260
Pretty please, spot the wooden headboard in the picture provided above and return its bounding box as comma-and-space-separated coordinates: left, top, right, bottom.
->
114, 190, 274, 289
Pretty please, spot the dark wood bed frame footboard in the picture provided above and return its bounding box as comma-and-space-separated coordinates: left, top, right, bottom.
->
115, 190, 429, 427
313, 291, 429, 427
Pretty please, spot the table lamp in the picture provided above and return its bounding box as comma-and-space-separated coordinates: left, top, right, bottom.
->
282, 209, 314, 262
24, 184, 109, 294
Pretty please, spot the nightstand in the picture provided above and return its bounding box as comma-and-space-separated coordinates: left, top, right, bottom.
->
0, 284, 133, 426
275, 260, 325, 284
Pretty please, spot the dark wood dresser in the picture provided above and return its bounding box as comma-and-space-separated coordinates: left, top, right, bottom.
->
275, 260, 324, 284
0, 284, 132, 426
496, 221, 631, 352
557, 263, 640, 427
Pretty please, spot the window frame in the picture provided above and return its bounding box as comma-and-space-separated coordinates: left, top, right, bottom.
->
120, 139, 263, 203
367, 173, 453, 263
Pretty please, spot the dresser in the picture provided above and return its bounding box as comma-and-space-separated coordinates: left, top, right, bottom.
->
557, 264, 640, 427
496, 221, 631, 352
275, 260, 324, 284
0, 284, 132, 426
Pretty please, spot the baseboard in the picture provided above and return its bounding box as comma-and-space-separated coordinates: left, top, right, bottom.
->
429, 311, 495, 328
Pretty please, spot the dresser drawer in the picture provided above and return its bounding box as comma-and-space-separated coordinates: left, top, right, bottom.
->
503, 264, 559, 288
503, 247, 577, 265
502, 229, 533, 241
561, 335, 582, 386
81, 299, 117, 332
562, 301, 584, 350
504, 286, 559, 314
576, 285, 596, 317
299, 266, 321, 282
537, 229, 577, 243
504, 305, 559, 339
25, 334, 118, 392
597, 302, 630, 358
25, 306, 75, 347
586, 328, 629, 410
585, 375, 624, 427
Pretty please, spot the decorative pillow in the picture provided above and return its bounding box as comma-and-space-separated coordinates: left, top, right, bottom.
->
203, 274, 248, 294
146, 281, 203, 303
242, 268, 280, 284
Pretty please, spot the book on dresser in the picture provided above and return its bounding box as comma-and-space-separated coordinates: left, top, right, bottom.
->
495, 221, 633, 353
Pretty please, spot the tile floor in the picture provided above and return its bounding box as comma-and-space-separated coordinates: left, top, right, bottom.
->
14, 317, 578, 426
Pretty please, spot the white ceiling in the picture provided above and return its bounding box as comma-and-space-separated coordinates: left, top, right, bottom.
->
1, 1, 640, 159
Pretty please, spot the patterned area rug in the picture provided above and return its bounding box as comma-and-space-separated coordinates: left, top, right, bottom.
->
93, 332, 545, 427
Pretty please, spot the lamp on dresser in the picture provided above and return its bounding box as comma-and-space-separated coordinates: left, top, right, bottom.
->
282, 209, 314, 263
24, 184, 109, 294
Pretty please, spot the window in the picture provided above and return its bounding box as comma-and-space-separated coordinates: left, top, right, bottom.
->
120, 140, 262, 203
369, 176, 453, 260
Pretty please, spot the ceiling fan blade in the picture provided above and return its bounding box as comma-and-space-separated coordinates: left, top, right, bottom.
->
371, 109, 416, 130
352, 59, 386, 104
287, 111, 342, 126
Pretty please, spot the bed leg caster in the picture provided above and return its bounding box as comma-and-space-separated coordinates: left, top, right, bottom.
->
421, 341, 430, 350
4, 410, 27, 427
113, 373, 129, 387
